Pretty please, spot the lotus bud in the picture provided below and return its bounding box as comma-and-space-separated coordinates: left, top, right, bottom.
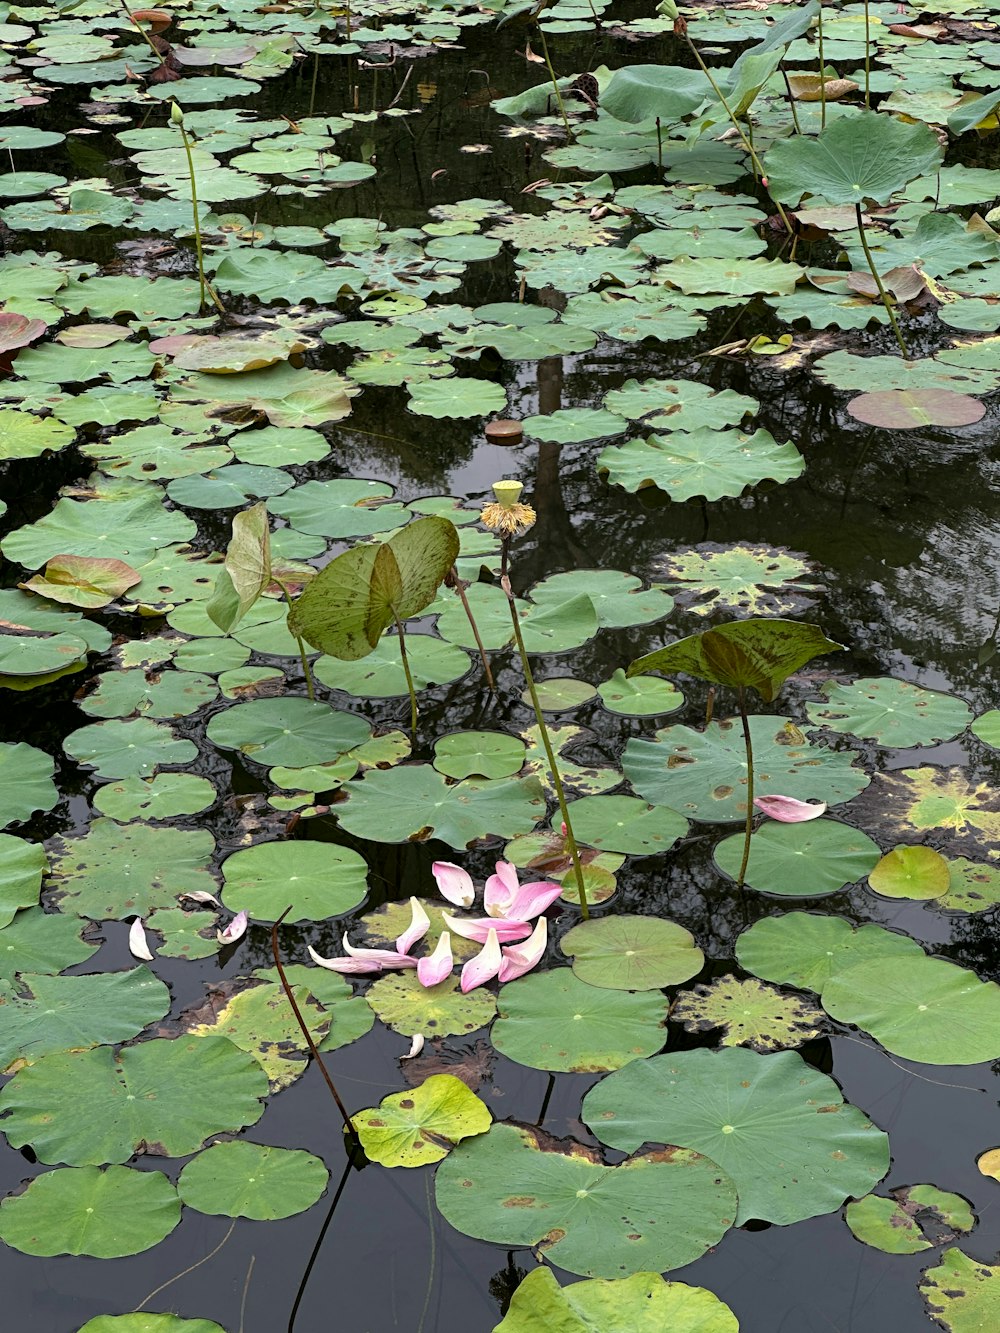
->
169, 100, 184, 126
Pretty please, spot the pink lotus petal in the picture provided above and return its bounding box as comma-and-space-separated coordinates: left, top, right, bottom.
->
460, 927, 502, 992
442, 912, 532, 944
484, 860, 520, 915
342, 933, 418, 967
432, 861, 475, 907
129, 916, 154, 962
754, 795, 828, 823
502, 879, 563, 922
217, 910, 248, 944
396, 897, 431, 956
307, 947, 388, 975
417, 931, 453, 987
498, 915, 547, 984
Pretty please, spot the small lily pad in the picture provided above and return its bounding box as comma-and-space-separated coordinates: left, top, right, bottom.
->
63, 718, 197, 780
561, 915, 704, 990
93, 774, 216, 822
568, 795, 687, 856
597, 669, 684, 716
0, 742, 57, 829
847, 1185, 974, 1255
433, 731, 526, 780
920, 1247, 1000, 1331
352, 1073, 491, 1167
494, 1267, 740, 1333
366, 972, 496, 1038
528, 677, 597, 711
868, 845, 950, 900
670, 975, 825, 1053
177, 1141, 328, 1219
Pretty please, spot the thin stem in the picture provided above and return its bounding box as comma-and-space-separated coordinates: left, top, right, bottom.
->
656, 116, 663, 176
780, 67, 802, 134
536, 1072, 556, 1126
119, 0, 166, 63
736, 687, 754, 889
287, 1158, 353, 1333
309, 50, 319, 117
705, 685, 716, 728
274, 577, 316, 700
238, 1256, 255, 1333
271, 907, 360, 1143
501, 560, 589, 919
536, 22, 572, 141
133, 1221, 236, 1311
393, 615, 418, 740
855, 202, 909, 358
448, 568, 494, 690
176, 120, 224, 316
415, 1174, 437, 1333
816, 3, 826, 129
862, 0, 871, 108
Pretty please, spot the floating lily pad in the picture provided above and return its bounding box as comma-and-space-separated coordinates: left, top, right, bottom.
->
670, 976, 824, 1053
0, 1166, 179, 1258
529, 570, 673, 630
597, 428, 804, 500
735, 913, 925, 993
495, 1267, 740, 1333
79, 668, 218, 720
856, 767, 1000, 857
520, 725, 620, 798
493, 970, 669, 1072
561, 915, 704, 991
407, 377, 507, 418
654, 543, 820, 617
206, 698, 371, 767
434, 583, 599, 655
63, 717, 197, 780
435, 1121, 737, 1279
177, 1141, 328, 1219
352, 1073, 491, 1168
567, 795, 687, 856
847, 389, 986, 429
0, 835, 45, 927
597, 669, 684, 717
935, 858, 1000, 913
270, 479, 404, 539
0, 907, 99, 982
972, 710, 1000, 748
146, 908, 219, 961
366, 972, 496, 1038
315, 634, 471, 698
603, 377, 757, 431
714, 819, 881, 896
920, 1248, 1000, 1330
521, 409, 626, 444
806, 677, 973, 747
77, 1317, 225, 1332
433, 731, 526, 780
0, 409, 75, 460
529, 677, 597, 712
868, 844, 950, 900
220, 840, 368, 923
0, 742, 57, 829
583, 1047, 889, 1225
847, 1185, 974, 1255
93, 774, 216, 822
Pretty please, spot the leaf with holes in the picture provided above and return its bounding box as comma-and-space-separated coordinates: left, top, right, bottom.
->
670, 976, 824, 1053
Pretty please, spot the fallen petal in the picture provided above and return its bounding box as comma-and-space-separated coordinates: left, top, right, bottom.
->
308, 946, 387, 975
396, 896, 431, 956
754, 795, 827, 822
401, 1033, 425, 1060
442, 912, 532, 944
432, 860, 475, 907
178, 890, 221, 908
129, 916, 154, 962
484, 860, 520, 915
217, 910, 248, 944
498, 915, 547, 984
460, 928, 502, 992
502, 879, 563, 923
342, 933, 419, 967
417, 931, 453, 987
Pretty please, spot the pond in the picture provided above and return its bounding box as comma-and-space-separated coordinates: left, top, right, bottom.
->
2, 1, 1000, 1329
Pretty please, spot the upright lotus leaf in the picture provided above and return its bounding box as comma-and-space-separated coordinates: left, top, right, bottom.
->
821, 954, 1000, 1065
177, 1141, 328, 1219
763, 111, 944, 206
600, 65, 709, 124
0, 1036, 268, 1165
561, 916, 703, 990
0, 1166, 180, 1258
806, 677, 973, 747
495, 1267, 740, 1333
671, 976, 825, 1053
220, 840, 368, 922
435, 1122, 738, 1279
366, 972, 496, 1038
920, 1248, 1000, 1330
0, 907, 99, 981
629, 618, 843, 702
714, 819, 881, 896
20, 556, 141, 609
0, 834, 46, 927
493, 970, 669, 1072
0, 741, 57, 828
735, 913, 924, 993
583, 1048, 889, 1225
847, 1185, 974, 1255
206, 501, 272, 633
352, 1073, 491, 1167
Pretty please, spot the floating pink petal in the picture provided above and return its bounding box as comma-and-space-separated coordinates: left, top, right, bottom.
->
308, 948, 391, 975
460, 928, 502, 992
502, 879, 562, 923
442, 912, 532, 944
308, 935, 418, 974
484, 860, 520, 916
396, 897, 431, 956
217, 910, 248, 944
432, 861, 475, 907
129, 916, 154, 962
754, 795, 827, 822
498, 915, 547, 984
417, 931, 453, 987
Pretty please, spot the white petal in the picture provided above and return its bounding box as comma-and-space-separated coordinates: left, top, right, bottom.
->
129, 916, 154, 962
401, 1034, 425, 1060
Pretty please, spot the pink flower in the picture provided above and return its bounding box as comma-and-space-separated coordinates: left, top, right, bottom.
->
754, 795, 827, 822
431, 861, 475, 907
309, 938, 418, 975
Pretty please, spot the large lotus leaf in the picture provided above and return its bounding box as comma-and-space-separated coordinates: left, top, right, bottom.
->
1, 491, 196, 570
600, 65, 709, 124
178, 1141, 328, 1219
847, 1185, 974, 1255
434, 583, 599, 654
58, 274, 203, 321
230, 424, 329, 467
366, 972, 496, 1038
814, 349, 1000, 395
495, 1266, 740, 1333
654, 543, 820, 617
583, 1047, 889, 1225
624, 716, 868, 821
0, 408, 75, 460
714, 819, 881, 896
597, 429, 803, 500
0, 968, 170, 1070
82, 428, 233, 483
173, 365, 359, 430
0, 835, 45, 927
77, 1317, 225, 1331
336, 766, 546, 847
93, 773, 216, 822
521, 409, 626, 444
806, 677, 973, 746
0, 1166, 179, 1258
0, 588, 112, 655
206, 698, 371, 767
920, 1248, 1000, 1331
561, 915, 703, 991
47, 819, 217, 920
352, 1073, 491, 1168
654, 257, 802, 298
407, 377, 507, 418
0, 907, 98, 981
0, 1036, 267, 1165
79, 669, 218, 720
529, 570, 673, 629
270, 479, 405, 539
435, 1122, 737, 1279
670, 976, 824, 1053
220, 840, 367, 922
735, 913, 924, 993
492, 970, 669, 1072
822, 954, 1000, 1064
0, 742, 58, 828
182, 980, 329, 1091
0, 630, 88, 678
567, 795, 687, 856
764, 111, 944, 206
211, 250, 356, 304
63, 717, 197, 779
14, 341, 155, 384
855, 767, 1000, 857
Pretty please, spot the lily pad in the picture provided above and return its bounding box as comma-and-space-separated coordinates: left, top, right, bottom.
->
597, 669, 684, 717
77, 1318, 225, 1332
529, 570, 673, 630
806, 677, 973, 747
352, 1073, 491, 1167
492, 969, 669, 1072
530, 678, 598, 711
670, 976, 825, 1053
0, 409, 75, 460
857, 766, 1000, 857
93, 774, 216, 822
315, 634, 470, 698
0, 907, 99, 982
935, 858, 1000, 913
567, 795, 687, 857
868, 845, 950, 900
0, 742, 58, 828
561, 915, 704, 990
433, 731, 526, 780
177, 1141, 328, 1219
220, 840, 368, 923
921, 1248, 1000, 1330
408, 377, 507, 418
847, 389, 986, 429
79, 669, 218, 721
583, 1047, 889, 1225
653, 543, 820, 617
736, 913, 925, 993
714, 819, 881, 896
63, 717, 197, 780
847, 1185, 974, 1255
495, 1267, 740, 1333
597, 428, 804, 500
206, 698, 371, 767
366, 972, 497, 1038
0, 835, 45, 927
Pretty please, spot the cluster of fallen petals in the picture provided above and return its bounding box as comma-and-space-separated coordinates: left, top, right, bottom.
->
309, 860, 560, 992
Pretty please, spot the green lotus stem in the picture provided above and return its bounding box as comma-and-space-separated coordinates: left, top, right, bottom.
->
656, 116, 663, 175
855, 203, 909, 359
736, 687, 754, 889
448, 567, 495, 691
274, 577, 316, 701
170, 104, 224, 316
393, 614, 419, 740
862, 0, 871, 108
780, 67, 802, 134
536, 22, 573, 142
817, 3, 826, 128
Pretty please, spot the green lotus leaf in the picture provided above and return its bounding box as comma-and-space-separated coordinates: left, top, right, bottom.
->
0, 1166, 179, 1258
735, 912, 925, 993
0, 408, 75, 460
518, 724, 619, 799
806, 677, 973, 746
813, 350, 1000, 394
521, 409, 625, 444
603, 377, 757, 430
63, 717, 196, 780
921, 1248, 1000, 1331
935, 857, 1000, 913
597, 668, 684, 717
561, 915, 703, 990
529, 569, 673, 630
435, 1121, 737, 1279
21, 554, 142, 610
77, 1316, 226, 1332
529, 677, 597, 711
0, 741, 58, 829
167, 464, 293, 511
229, 424, 329, 466
0, 836, 43, 931
407, 377, 507, 418
670, 975, 824, 1053
0, 907, 99, 982
566, 795, 687, 856
81, 427, 233, 482
654, 543, 820, 616
0, 588, 112, 654
251, 963, 374, 1054
206, 697, 371, 767
433, 730, 526, 780
58, 273, 203, 321
352, 1073, 491, 1167
79, 669, 218, 721
494, 1267, 740, 1333
145, 908, 219, 961
600, 64, 709, 123
868, 844, 950, 900
221, 840, 368, 923
597, 428, 803, 500
0, 1036, 267, 1165
0, 630, 89, 678
174, 364, 359, 430
270, 478, 404, 539
583, 1047, 889, 1225
1, 490, 196, 570
493, 969, 669, 1072
847, 1185, 974, 1255
178, 1141, 328, 1219
92, 773, 216, 822
434, 583, 599, 654
366, 971, 497, 1038
714, 819, 881, 896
